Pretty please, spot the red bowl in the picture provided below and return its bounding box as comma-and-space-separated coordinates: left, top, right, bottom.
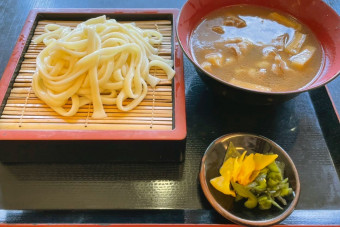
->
177, 0, 340, 104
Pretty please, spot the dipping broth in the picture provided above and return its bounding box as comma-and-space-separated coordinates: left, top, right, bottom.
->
190, 5, 323, 92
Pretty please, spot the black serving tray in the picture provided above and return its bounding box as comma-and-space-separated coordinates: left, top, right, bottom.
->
0, 56, 339, 225
0, 0, 339, 225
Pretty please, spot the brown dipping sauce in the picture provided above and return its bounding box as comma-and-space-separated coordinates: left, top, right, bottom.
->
190, 5, 323, 92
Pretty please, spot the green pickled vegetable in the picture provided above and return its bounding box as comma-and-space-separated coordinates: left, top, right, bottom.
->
276, 161, 285, 175
235, 194, 243, 202
258, 194, 283, 210
268, 171, 282, 181
254, 168, 268, 192
255, 179, 267, 192
280, 187, 293, 197
224, 141, 241, 161
271, 197, 283, 210
277, 196, 287, 206
234, 160, 293, 210
258, 195, 272, 210
268, 161, 282, 177
231, 181, 258, 209
268, 178, 280, 187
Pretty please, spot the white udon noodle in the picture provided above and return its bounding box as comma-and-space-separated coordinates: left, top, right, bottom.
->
32, 15, 175, 118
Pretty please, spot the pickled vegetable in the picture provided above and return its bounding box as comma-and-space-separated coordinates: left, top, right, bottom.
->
253, 153, 278, 170
210, 142, 293, 210
210, 175, 236, 197
231, 181, 258, 209
224, 141, 241, 160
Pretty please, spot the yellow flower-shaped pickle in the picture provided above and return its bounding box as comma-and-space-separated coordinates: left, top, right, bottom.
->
238, 153, 255, 185
232, 151, 247, 181
220, 157, 235, 176
210, 172, 236, 197
247, 153, 278, 182
253, 153, 278, 170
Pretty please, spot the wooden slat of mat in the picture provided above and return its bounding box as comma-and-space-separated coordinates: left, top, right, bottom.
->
0, 19, 173, 130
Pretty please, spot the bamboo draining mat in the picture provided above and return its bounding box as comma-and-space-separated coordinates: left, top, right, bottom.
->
0, 19, 173, 130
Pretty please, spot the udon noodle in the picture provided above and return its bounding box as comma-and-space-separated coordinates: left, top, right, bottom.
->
32, 15, 175, 118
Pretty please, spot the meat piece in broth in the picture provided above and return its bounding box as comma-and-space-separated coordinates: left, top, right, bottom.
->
272, 55, 291, 75
205, 53, 223, 66
271, 34, 289, 51
285, 31, 307, 55
223, 15, 247, 28
224, 39, 253, 57
212, 26, 224, 34
225, 43, 243, 57
262, 46, 278, 59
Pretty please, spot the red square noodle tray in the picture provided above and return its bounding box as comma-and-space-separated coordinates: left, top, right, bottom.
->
0, 9, 186, 163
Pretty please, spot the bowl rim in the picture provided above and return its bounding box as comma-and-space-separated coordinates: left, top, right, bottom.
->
199, 133, 301, 226
176, 0, 340, 96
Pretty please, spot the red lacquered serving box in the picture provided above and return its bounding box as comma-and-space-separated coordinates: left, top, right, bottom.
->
0, 9, 186, 162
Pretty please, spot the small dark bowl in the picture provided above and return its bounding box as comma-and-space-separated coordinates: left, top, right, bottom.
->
199, 133, 300, 226
177, 0, 340, 105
